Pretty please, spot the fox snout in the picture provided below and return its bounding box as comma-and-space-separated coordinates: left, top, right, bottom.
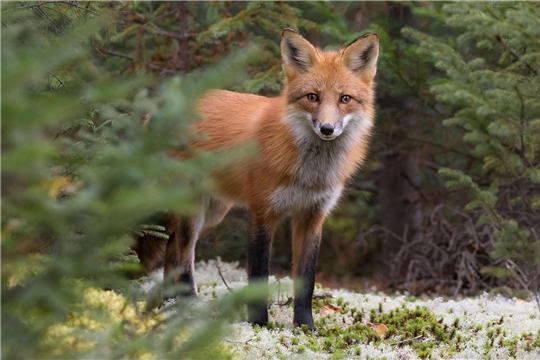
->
309, 101, 352, 140
316, 121, 341, 140
312, 116, 346, 140
320, 123, 334, 135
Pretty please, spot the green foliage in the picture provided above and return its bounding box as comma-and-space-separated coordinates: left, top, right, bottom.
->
404, 2, 540, 299
1, 2, 257, 358
102, 1, 355, 98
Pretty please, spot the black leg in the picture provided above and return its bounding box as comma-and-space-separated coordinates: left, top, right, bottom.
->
291, 212, 325, 330
293, 236, 320, 329
247, 220, 273, 326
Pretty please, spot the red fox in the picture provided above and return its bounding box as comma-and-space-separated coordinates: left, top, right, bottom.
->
135, 29, 379, 330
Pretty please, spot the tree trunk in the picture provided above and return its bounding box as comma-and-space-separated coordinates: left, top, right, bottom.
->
375, 149, 424, 276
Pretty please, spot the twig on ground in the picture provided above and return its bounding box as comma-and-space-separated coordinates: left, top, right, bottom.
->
269, 279, 293, 306
277, 297, 293, 307
313, 292, 335, 299
216, 263, 234, 293
224, 338, 253, 345
390, 334, 423, 346
224, 338, 263, 350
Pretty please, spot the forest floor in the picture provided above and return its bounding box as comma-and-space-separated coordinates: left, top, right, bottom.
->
150, 259, 540, 359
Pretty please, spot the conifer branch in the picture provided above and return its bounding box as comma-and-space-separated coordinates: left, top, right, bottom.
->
495, 34, 538, 76
95, 47, 178, 74
54, 1, 101, 18
378, 131, 482, 162
131, 12, 197, 41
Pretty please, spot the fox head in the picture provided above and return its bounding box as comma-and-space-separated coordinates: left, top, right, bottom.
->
281, 29, 379, 141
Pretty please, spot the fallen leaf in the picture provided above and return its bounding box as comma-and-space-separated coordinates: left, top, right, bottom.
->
525, 335, 534, 341
320, 304, 342, 316
368, 322, 388, 338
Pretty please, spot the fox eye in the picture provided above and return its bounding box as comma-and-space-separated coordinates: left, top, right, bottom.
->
306, 93, 319, 102
340, 95, 352, 104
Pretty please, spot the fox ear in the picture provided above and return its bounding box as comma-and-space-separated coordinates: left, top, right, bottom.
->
342, 33, 379, 83
281, 29, 318, 76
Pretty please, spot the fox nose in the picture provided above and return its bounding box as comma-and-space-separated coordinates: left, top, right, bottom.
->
320, 123, 334, 135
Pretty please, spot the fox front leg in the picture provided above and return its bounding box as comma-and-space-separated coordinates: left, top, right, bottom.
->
291, 212, 325, 330
246, 217, 276, 326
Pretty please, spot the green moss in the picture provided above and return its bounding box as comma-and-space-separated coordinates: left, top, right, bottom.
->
301, 324, 312, 335
417, 348, 432, 359
266, 321, 283, 330
299, 303, 459, 358
502, 336, 518, 355
264, 300, 524, 358
328, 350, 348, 360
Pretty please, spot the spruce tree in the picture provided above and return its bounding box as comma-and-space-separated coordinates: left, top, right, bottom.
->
404, 2, 540, 303
1, 2, 256, 357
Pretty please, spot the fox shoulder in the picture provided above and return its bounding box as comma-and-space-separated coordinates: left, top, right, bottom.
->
196, 90, 272, 122
194, 90, 280, 151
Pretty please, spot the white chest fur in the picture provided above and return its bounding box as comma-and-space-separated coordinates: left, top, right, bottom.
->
270, 183, 343, 215
269, 110, 371, 215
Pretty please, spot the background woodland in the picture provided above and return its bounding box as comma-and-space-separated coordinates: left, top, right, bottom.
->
2, 1, 539, 358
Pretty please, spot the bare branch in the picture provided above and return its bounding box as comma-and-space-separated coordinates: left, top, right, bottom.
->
276, 297, 293, 307
2, 2, 48, 12
390, 335, 423, 346
216, 263, 234, 294
149, 22, 197, 41
313, 292, 335, 299
52, 1, 101, 19
49, 71, 70, 93
131, 11, 197, 41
